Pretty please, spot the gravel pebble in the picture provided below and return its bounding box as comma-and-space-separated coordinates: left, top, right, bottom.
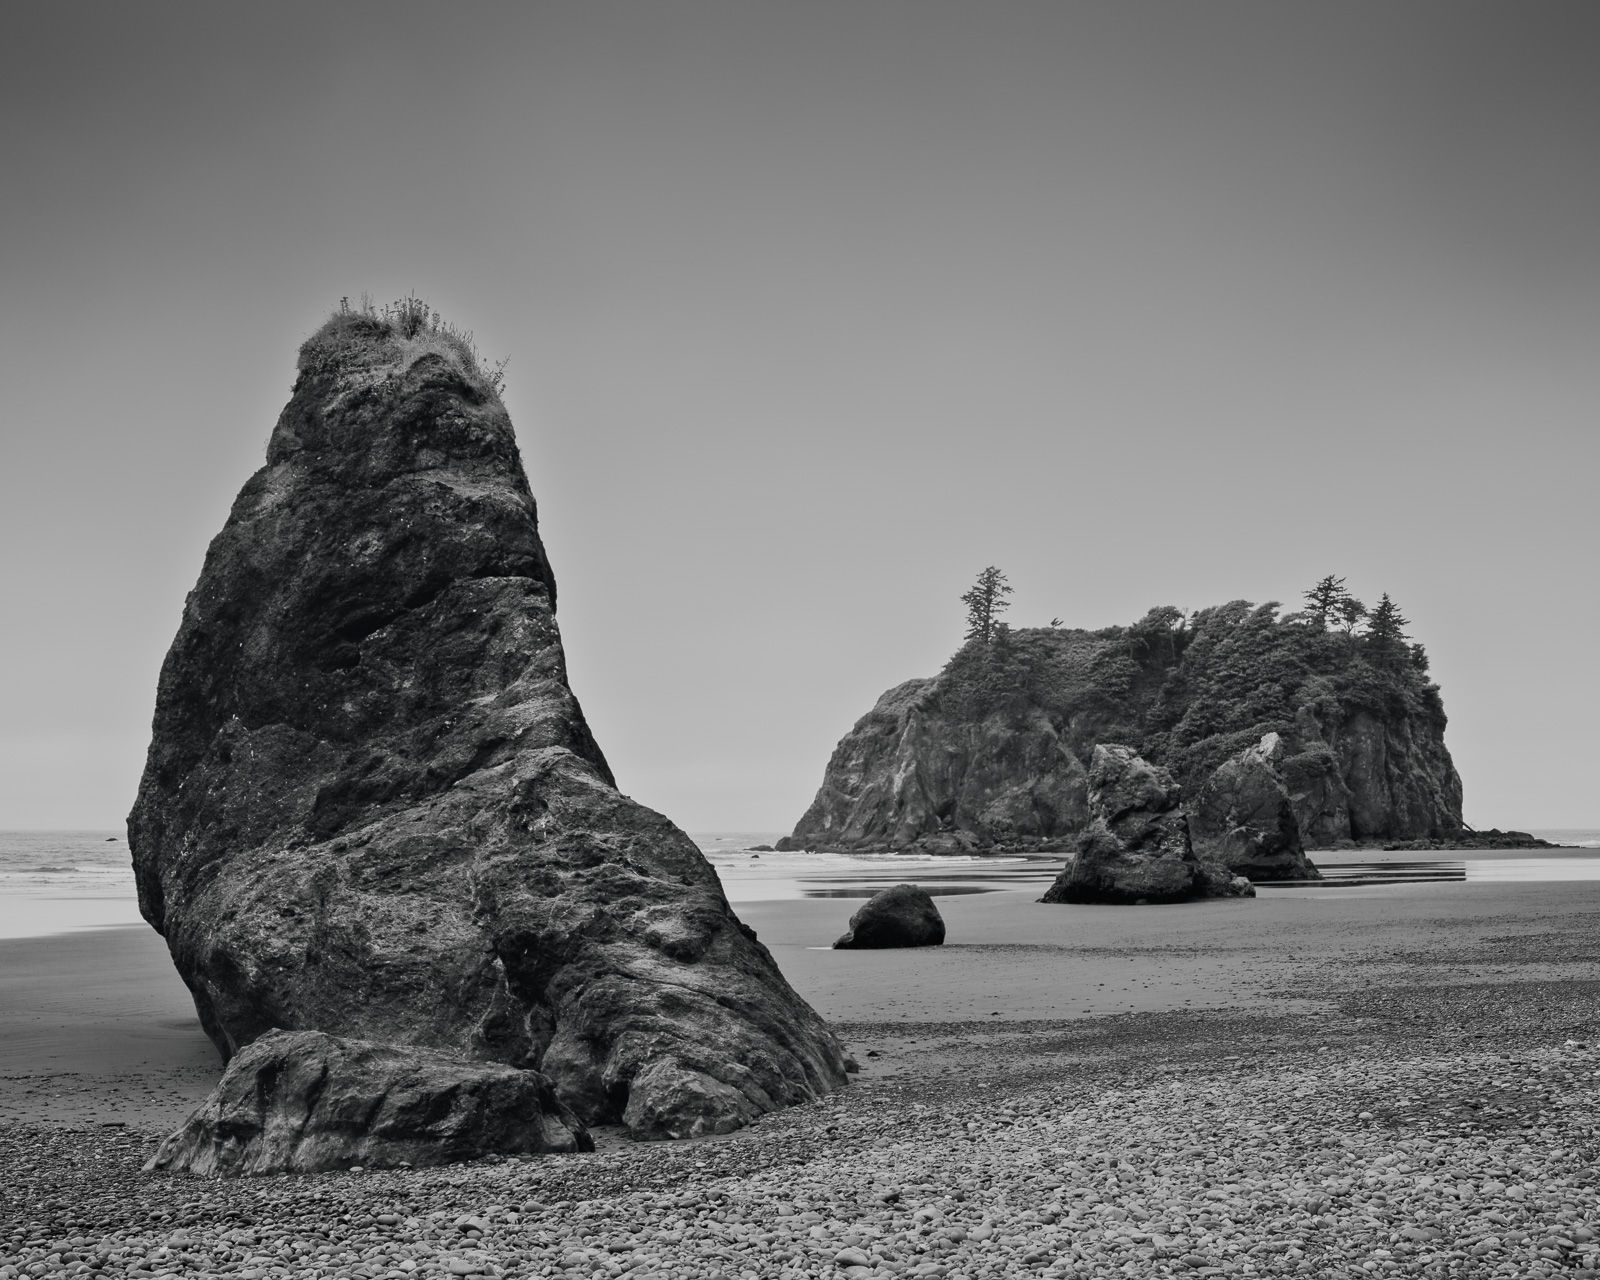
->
6, 923, 1600, 1279
3, 1030, 1598, 1280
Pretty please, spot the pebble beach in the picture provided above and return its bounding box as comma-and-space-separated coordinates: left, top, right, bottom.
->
6, 849, 1600, 1279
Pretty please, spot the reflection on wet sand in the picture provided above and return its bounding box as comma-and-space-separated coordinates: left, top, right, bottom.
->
707, 846, 1600, 901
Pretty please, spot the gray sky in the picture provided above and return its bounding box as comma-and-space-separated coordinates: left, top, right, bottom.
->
2, 2, 1596, 832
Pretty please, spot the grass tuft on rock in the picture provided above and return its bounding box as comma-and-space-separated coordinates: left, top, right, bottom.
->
297, 294, 509, 400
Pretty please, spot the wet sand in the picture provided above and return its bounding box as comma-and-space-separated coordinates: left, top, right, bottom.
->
0, 927, 218, 1131
3, 878, 1599, 1133
743, 878, 1600, 1022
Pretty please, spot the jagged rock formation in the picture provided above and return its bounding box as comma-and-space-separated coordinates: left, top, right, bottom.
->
833, 884, 946, 949
776, 679, 1087, 853
128, 303, 847, 1168
144, 1030, 590, 1176
1040, 746, 1255, 905
783, 601, 1464, 859
1189, 733, 1321, 881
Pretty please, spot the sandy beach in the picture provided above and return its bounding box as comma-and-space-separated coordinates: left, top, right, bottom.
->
6, 843, 1596, 1129
0, 926, 218, 1132
4, 872, 1600, 1278
4, 875, 1596, 1128
6, 876, 1600, 1127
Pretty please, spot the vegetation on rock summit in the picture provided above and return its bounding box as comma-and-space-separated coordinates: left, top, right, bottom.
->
939, 570, 1446, 798
297, 295, 509, 400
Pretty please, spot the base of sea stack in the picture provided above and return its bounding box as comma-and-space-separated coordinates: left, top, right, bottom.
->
1040, 854, 1256, 905
145, 1030, 592, 1177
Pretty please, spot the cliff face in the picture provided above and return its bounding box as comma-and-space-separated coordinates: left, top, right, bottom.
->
1282, 704, 1464, 846
129, 306, 846, 1158
783, 601, 1464, 854
783, 678, 1088, 853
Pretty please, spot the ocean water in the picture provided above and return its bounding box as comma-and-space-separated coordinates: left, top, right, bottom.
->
1532, 829, 1600, 849
2, 827, 1597, 942
0, 830, 143, 940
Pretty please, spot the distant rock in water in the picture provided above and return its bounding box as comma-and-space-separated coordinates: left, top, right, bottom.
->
144, 1030, 590, 1176
127, 302, 846, 1169
1189, 733, 1322, 881
833, 884, 946, 949
1040, 746, 1254, 905
1383, 828, 1559, 852
782, 602, 1463, 864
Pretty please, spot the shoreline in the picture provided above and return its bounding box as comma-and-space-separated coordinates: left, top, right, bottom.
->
5, 880, 1600, 1278
744, 840, 1598, 859
7, 879, 1600, 1119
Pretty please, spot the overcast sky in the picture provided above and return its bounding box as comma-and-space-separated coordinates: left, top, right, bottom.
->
2, 1, 1596, 832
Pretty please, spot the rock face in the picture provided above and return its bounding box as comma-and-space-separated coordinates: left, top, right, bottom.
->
127, 305, 847, 1165
777, 678, 1088, 853
833, 884, 946, 949
784, 603, 1464, 857
1040, 746, 1255, 904
1189, 733, 1322, 881
1280, 705, 1464, 847
144, 1030, 590, 1176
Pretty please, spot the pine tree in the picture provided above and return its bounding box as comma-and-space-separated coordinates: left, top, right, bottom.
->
1303, 575, 1351, 630
961, 566, 1013, 644
1365, 593, 1411, 665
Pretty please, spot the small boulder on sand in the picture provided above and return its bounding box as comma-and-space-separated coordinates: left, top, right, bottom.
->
833, 884, 946, 949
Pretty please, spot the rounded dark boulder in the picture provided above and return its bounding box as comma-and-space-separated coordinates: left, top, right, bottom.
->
833, 884, 945, 949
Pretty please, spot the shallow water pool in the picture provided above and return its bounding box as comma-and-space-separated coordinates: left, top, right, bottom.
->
700, 839, 1600, 901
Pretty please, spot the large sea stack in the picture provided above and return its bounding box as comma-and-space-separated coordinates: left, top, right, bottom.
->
128, 302, 847, 1170
779, 603, 1463, 863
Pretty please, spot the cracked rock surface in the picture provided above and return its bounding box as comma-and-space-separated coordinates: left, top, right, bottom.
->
143, 1030, 592, 1177
1041, 747, 1254, 905
1189, 733, 1323, 882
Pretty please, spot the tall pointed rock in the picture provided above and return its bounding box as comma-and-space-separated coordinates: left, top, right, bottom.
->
129, 304, 846, 1166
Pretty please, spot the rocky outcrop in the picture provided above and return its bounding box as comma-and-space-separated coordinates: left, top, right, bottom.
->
778, 679, 1088, 853
783, 604, 1464, 856
1190, 734, 1321, 881
1040, 747, 1254, 905
1383, 829, 1559, 852
127, 304, 847, 1164
144, 1030, 590, 1176
1281, 706, 1464, 847
833, 885, 946, 949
